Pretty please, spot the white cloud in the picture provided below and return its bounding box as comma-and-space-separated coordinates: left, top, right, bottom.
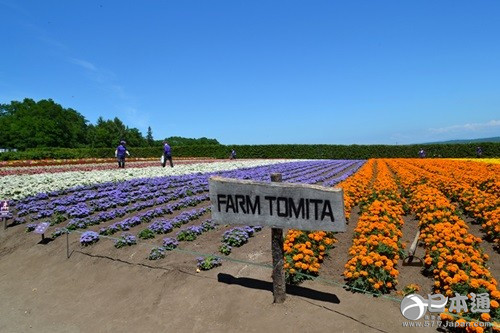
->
66, 57, 133, 103
68, 58, 97, 72
429, 120, 500, 133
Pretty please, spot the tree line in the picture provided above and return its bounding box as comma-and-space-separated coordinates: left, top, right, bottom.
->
0, 98, 219, 150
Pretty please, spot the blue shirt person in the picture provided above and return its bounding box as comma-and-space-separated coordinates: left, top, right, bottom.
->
115, 141, 130, 168
162, 141, 174, 167
230, 149, 236, 160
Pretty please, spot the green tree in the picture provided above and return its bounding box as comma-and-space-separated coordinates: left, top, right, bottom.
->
0, 98, 88, 149
87, 117, 146, 148
163, 136, 220, 146
146, 126, 154, 146
0, 98, 218, 150
124, 127, 146, 147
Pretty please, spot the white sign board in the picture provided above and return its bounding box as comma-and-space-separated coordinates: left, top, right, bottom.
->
34, 222, 50, 235
209, 176, 346, 231
0, 200, 9, 217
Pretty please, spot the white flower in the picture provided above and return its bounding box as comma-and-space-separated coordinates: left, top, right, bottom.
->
0, 159, 303, 200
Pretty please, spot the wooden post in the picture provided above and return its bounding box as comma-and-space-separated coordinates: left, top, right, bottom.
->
270, 173, 286, 303
66, 231, 70, 259
405, 230, 420, 264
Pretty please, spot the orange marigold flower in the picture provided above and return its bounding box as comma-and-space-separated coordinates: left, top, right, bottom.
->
480, 313, 490, 322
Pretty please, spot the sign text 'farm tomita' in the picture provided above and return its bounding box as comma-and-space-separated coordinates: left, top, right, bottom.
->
209, 176, 346, 232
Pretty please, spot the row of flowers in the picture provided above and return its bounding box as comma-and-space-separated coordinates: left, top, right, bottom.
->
338, 159, 376, 220
283, 229, 336, 284
343, 160, 405, 294
387, 159, 499, 331
148, 219, 217, 260
219, 226, 262, 255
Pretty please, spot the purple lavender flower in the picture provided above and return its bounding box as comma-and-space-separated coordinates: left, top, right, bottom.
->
162, 237, 178, 250
148, 246, 166, 260
51, 227, 68, 238
80, 231, 99, 246
197, 256, 222, 270
114, 233, 137, 248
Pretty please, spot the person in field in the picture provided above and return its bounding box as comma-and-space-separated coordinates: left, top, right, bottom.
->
115, 140, 130, 168
230, 149, 236, 160
162, 141, 174, 167
476, 146, 483, 158
418, 148, 426, 158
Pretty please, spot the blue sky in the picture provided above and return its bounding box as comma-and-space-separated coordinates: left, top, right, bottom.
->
1, 1, 499, 145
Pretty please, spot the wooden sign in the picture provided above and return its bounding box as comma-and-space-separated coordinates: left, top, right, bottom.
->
209, 176, 346, 232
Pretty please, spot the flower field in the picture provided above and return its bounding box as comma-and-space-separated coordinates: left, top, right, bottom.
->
337, 158, 499, 331
1, 157, 499, 332
0, 159, 303, 200
5, 159, 364, 263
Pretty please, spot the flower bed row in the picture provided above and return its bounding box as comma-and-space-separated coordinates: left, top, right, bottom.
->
148, 219, 217, 260
343, 160, 405, 294
219, 226, 263, 255
337, 159, 376, 220
283, 230, 336, 284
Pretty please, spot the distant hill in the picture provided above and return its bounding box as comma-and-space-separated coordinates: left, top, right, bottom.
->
422, 137, 500, 144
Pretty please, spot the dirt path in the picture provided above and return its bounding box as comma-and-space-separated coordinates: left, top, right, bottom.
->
395, 214, 434, 296
320, 206, 362, 285
465, 217, 500, 279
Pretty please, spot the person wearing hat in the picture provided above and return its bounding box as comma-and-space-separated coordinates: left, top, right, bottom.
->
115, 140, 130, 168
162, 141, 174, 167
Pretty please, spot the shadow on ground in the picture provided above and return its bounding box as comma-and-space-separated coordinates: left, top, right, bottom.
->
217, 273, 340, 304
